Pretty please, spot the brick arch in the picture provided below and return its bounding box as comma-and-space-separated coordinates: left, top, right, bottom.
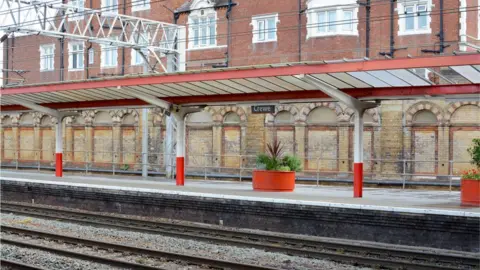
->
111, 109, 139, 125
405, 101, 444, 126
92, 110, 114, 126
214, 106, 247, 123
19, 112, 35, 126
345, 107, 380, 125
265, 105, 299, 124
0, 114, 19, 126
444, 101, 480, 125
298, 102, 343, 123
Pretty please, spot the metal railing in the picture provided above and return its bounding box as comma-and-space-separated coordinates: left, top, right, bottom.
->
1, 147, 474, 189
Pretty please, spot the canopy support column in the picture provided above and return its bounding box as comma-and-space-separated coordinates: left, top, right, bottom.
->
171, 107, 203, 186
297, 74, 377, 198
353, 108, 366, 197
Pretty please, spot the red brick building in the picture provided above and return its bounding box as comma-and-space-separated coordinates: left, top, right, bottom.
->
2, 0, 480, 85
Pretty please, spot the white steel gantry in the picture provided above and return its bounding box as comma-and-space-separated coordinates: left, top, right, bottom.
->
0, 0, 186, 72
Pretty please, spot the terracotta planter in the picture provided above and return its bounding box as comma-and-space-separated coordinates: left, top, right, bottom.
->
461, 179, 480, 206
252, 170, 295, 192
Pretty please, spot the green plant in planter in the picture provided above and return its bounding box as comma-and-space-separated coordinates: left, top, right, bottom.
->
120, 164, 130, 171
463, 138, 480, 180
256, 138, 302, 172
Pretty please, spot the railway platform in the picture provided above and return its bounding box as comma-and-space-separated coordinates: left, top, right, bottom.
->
1, 170, 479, 252
0, 170, 478, 216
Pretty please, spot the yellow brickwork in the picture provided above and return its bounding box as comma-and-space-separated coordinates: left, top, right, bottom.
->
2, 100, 479, 179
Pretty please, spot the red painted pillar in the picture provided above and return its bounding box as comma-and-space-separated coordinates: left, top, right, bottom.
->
55, 153, 63, 177
55, 120, 63, 177
353, 110, 364, 198
353, 163, 363, 198
176, 157, 185, 186
175, 113, 185, 186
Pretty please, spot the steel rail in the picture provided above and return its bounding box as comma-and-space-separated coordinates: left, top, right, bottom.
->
1, 202, 478, 270
0, 259, 48, 270
1, 238, 164, 270
1, 225, 276, 270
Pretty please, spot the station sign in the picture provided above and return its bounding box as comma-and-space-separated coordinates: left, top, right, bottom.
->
251, 105, 275, 114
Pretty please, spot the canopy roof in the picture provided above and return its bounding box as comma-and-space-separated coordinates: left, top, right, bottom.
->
1, 54, 479, 111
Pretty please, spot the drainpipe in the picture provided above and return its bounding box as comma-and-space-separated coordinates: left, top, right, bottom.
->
225, 0, 233, 67
5, 37, 8, 85
121, 0, 126, 75
439, 0, 445, 53
59, 0, 67, 81
378, 0, 396, 57
298, 0, 303, 62
365, 0, 371, 58
86, 0, 92, 79
422, 0, 448, 54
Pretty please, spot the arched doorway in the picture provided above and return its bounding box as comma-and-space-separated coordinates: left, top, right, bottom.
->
305, 106, 339, 173
186, 111, 214, 172
411, 110, 439, 175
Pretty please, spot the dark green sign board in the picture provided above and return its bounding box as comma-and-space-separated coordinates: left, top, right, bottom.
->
251, 105, 275, 114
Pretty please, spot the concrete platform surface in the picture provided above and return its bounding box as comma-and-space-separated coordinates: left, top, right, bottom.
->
1, 170, 479, 217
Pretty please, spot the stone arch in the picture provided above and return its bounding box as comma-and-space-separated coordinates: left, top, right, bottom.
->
265, 105, 299, 125
214, 106, 247, 123
299, 102, 343, 123
405, 101, 443, 126
224, 112, 241, 124
119, 109, 139, 126
444, 101, 480, 125
186, 110, 214, 125
93, 111, 113, 126
306, 106, 338, 124
1, 115, 13, 126
40, 115, 53, 127
19, 112, 34, 126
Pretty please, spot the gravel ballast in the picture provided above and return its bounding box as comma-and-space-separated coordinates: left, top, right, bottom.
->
1, 243, 124, 270
1, 213, 371, 270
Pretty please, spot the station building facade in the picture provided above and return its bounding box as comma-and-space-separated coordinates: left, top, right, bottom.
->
1, 0, 480, 179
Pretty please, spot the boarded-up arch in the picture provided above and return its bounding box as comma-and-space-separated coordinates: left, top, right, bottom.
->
39, 115, 54, 162
18, 113, 35, 162
186, 110, 214, 171
303, 103, 341, 173
93, 111, 113, 165
447, 102, 480, 175
1, 116, 15, 161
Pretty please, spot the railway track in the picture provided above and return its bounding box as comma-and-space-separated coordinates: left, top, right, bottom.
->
1, 225, 276, 270
0, 259, 48, 270
2, 201, 479, 270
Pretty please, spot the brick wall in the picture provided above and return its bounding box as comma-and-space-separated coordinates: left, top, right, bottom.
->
2, 0, 469, 85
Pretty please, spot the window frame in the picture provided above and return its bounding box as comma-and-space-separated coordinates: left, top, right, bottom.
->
306, 5, 358, 39
251, 13, 279, 43
397, 1, 432, 36
39, 44, 55, 72
68, 0, 85, 21
188, 9, 217, 49
68, 42, 85, 71
101, 37, 118, 68
88, 48, 94, 64
132, 0, 150, 12
101, 0, 118, 16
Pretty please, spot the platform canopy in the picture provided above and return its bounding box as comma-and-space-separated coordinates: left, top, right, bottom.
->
1, 54, 480, 111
